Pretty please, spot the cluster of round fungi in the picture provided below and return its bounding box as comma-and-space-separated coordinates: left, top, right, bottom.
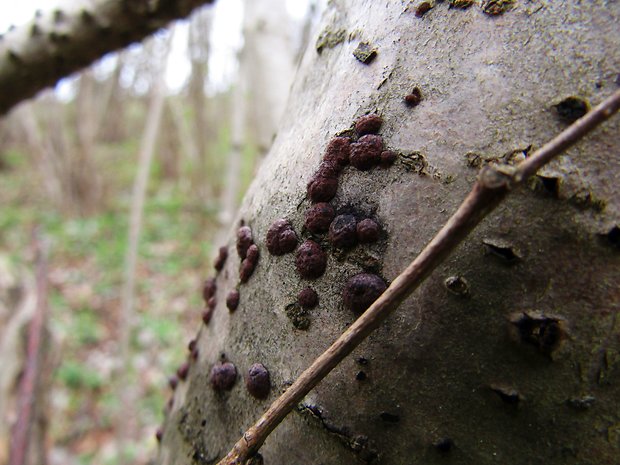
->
267, 113, 392, 316
159, 113, 396, 444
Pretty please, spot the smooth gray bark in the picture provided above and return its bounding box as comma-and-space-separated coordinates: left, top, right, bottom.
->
162, 1, 619, 463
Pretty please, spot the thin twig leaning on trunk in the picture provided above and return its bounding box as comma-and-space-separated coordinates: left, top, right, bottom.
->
8, 229, 49, 465
218, 89, 620, 465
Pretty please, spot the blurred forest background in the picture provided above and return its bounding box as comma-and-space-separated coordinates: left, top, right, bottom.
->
0, 1, 324, 464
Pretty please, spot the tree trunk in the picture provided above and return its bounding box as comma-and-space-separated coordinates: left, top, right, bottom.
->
240, 0, 296, 156
160, 1, 620, 464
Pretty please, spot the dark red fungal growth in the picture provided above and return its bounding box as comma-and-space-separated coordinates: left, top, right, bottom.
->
190, 348, 199, 361
355, 114, 383, 136
202, 277, 216, 303
207, 296, 217, 310
239, 258, 257, 283
307, 166, 339, 203
415, 1, 433, 17
236, 226, 253, 259
239, 244, 259, 283
350, 134, 383, 170
323, 137, 351, 169
304, 202, 335, 234
357, 218, 380, 243
201, 307, 214, 325
246, 244, 259, 264
168, 376, 178, 390
155, 428, 163, 442
266, 219, 298, 255
298, 287, 319, 309
210, 361, 237, 391
177, 362, 190, 381
246, 363, 271, 399
380, 150, 397, 168
226, 289, 240, 312
343, 273, 388, 313
295, 240, 328, 279
329, 214, 358, 249
404, 87, 423, 107
214, 246, 228, 272
188, 339, 196, 353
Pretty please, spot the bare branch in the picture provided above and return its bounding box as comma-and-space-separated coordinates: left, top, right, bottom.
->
0, 0, 215, 115
9, 229, 49, 465
218, 88, 620, 465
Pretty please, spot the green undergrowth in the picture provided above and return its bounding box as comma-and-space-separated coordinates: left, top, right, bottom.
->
0, 103, 261, 463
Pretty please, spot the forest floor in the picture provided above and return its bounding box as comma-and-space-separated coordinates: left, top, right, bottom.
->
0, 125, 257, 464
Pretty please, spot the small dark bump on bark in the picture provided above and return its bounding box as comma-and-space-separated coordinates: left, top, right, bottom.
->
350, 134, 383, 170
177, 362, 190, 381
168, 376, 178, 390
236, 226, 254, 259
210, 361, 237, 391
356, 371, 367, 381
214, 246, 228, 272
404, 87, 423, 107
305, 202, 336, 234
343, 273, 388, 313
323, 137, 351, 169
357, 218, 380, 243
415, 2, 433, 17
201, 308, 213, 325
380, 150, 397, 168
239, 257, 257, 283
202, 277, 216, 303
226, 290, 240, 312
355, 114, 383, 136
307, 170, 339, 203
266, 219, 298, 255
329, 214, 358, 249
246, 363, 271, 399
298, 287, 319, 309
295, 240, 328, 279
